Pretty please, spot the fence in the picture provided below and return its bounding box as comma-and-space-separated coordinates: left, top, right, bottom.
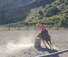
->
0, 24, 68, 31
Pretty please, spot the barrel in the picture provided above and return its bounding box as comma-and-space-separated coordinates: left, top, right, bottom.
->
34, 38, 41, 48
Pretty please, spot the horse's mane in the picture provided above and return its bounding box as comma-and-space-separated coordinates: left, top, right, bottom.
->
35, 32, 41, 37
45, 28, 48, 31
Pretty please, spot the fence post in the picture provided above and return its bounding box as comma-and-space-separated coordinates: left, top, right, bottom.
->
27, 25, 29, 30
49, 25, 50, 30
65, 26, 67, 30
34, 25, 36, 30
57, 25, 58, 30
8, 26, 10, 31
19, 26, 20, 30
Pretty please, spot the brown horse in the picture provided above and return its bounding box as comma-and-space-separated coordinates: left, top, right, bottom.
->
35, 29, 52, 47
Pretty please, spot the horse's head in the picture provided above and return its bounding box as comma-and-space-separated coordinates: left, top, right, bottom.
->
44, 28, 48, 32
44, 28, 48, 35
45, 28, 48, 31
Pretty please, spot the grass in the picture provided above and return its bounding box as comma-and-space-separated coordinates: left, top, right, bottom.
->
0, 26, 8, 31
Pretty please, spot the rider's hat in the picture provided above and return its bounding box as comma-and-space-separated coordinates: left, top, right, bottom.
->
41, 22, 43, 24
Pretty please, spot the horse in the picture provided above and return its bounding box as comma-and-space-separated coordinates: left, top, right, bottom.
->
35, 29, 52, 47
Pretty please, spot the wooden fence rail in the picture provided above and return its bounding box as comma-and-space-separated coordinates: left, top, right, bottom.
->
8, 25, 68, 31
0, 25, 68, 31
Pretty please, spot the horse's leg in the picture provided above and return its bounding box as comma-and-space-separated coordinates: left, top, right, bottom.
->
48, 38, 52, 46
48, 40, 53, 49
46, 40, 50, 46
50, 40, 52, 45
42, 40, 46, 47
45, 40, 52, 49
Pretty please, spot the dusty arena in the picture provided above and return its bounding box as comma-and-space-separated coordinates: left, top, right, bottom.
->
0, 30, 68, 57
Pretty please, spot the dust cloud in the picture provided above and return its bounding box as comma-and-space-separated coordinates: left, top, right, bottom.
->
0, 31, 37, 57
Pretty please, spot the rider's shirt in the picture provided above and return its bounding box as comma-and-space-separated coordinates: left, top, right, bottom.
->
39, 25, 45, 32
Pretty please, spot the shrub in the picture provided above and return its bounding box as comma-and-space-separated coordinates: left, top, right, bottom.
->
60, 18, 67, 26
44, 9, 46, 12
45, 7, 60, 17
49, 4, 52, 7
38, 15, 43, 20
66, 13, 68, 16
54, 2, 57, 5
45, 5, 50, 9
52, 17, 61, 24
65, 9, 68, 13
46, 20, 54, 25
31, 17, 34, 19
24, 21, 29, 25
38, 10, 44, 16
64, 1, 68, 5
52, 5, 56, 7
59, 0, 65, 3
38, 19, 54, 25
27, 19, 32, 22
61, 5, 64, 9
29, 22, 36, 25
64, 15, 68, 19
45, 13, 50, 17
57, 2, 61, 5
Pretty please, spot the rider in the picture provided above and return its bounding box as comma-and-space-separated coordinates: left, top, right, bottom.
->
39, 22, 46, 40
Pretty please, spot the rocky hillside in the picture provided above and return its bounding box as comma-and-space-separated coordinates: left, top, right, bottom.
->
0, 0, 55, 24
0, 0, 68, 27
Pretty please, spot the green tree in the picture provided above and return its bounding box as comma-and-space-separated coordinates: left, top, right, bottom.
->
24, 21, 29, 26
38, 15, 43, 20
65, 9, 68, 13
60, 18, 67, 26
64, 1, 68, 5
52, 17, 61, 24
59, 0, 65, 3
64, 15, 68, 20
29, 22, 36, 25
38, 10, 44, 16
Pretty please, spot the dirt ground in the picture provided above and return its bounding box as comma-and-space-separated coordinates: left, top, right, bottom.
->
0, 30, 68, 57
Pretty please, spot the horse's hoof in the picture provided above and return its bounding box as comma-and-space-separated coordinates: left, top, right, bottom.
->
48, 45, 53, 50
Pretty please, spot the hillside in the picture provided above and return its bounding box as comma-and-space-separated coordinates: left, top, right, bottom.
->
0, 0, 56, 24
0, 0, 68, 27
0, 0, 34, 7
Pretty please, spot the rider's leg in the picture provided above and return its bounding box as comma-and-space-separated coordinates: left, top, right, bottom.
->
41, 31, 44, 39
41, 32, 43, 38
41, 31, 47, 47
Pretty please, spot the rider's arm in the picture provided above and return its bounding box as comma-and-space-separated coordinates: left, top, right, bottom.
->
39, 26, 41, 29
